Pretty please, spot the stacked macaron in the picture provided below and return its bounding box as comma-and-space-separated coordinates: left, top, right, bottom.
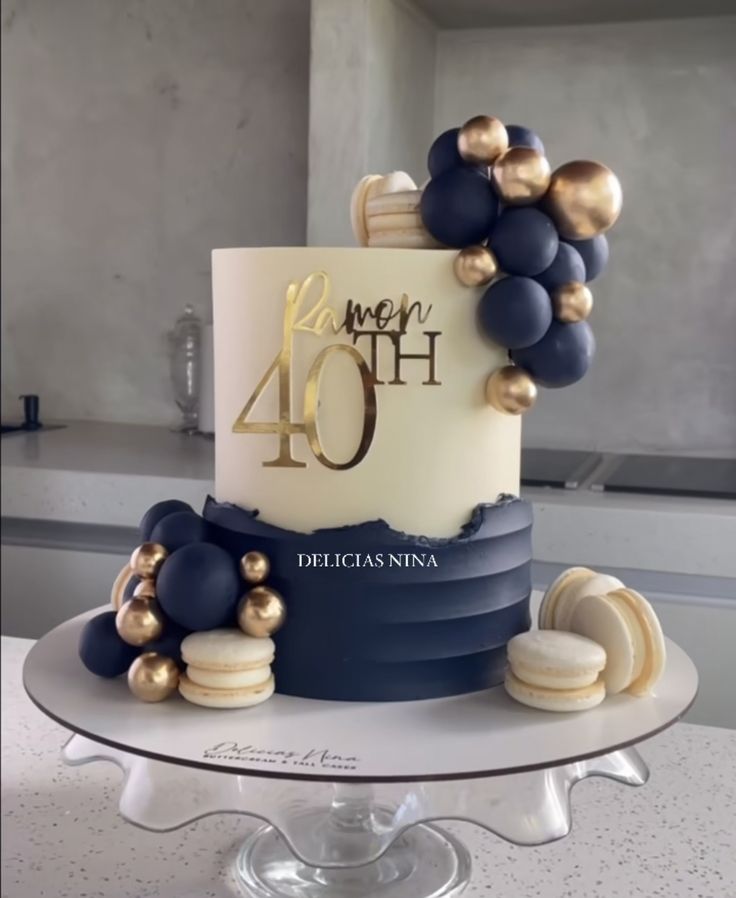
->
504, 566, 667, 712
351, 172, 441, 249
505, 630, 607, 712
178, 629, 275, 709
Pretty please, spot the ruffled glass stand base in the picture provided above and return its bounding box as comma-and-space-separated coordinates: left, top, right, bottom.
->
24, 611, 698, 898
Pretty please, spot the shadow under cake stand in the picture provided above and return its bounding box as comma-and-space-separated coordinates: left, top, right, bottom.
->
23, 610, 698, 898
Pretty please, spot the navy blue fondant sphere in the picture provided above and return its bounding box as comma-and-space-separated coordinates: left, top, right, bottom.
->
427, 128, 488, 178
506, 124, 545, 155
138, 499, 193, 541
563, 235, 609, 282
479, 277, 553, 350
144, 622, 191, 668
79, 611, 140, 678
150, 511, 209, 554
511, 320, 596, 388
421, 168, 499, 248
157, 542, 240, 631
489, 208, 559, 276
428, 128, 463, 177
535, 242, 586, 293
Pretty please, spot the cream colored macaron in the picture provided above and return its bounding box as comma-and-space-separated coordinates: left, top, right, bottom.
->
607, 588, 666, 695
504, 669, 605, 713
507, 630, 607, 690
538, 567, 593, 629
180, 629, 275, 673
539, 568, 625, 631
569, 594, 639, 695
186, 664, 272, 690
365, 189, 440, 249
350, 172, 417, 246
179, 673, 275, 709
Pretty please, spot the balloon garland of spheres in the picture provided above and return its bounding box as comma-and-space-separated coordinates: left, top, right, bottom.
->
128, 652, 180, 702
240, 550, 271, 585
485, 366, 538, 415
238, 586, 287, 639
116, 597, 165, 646
457, 115, 509, 165
110, 563, 135, 611
453, 246, 499, 287
553, 283, 594, 323
492, 147, 551, 205
129, 542, 168, 579
545, 161, 622, 240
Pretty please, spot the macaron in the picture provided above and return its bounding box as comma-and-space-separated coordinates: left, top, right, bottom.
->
350, 171, 417, 246
186, 665, 272, 690
539, 568, 625, 631
569, 593, 640, 694
507, 630, 607, 690
178, 673, 275, 709
607, 587, 666, 696
504, 669, 605, 713
181, 629, 274, 672
179, 629, 276, 710
365, 189, 441, 249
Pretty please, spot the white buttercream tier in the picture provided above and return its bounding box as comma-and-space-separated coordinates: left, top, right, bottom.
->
212, 247, 518, 536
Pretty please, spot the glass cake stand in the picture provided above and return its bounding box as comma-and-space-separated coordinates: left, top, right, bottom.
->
24, 610, 698, 898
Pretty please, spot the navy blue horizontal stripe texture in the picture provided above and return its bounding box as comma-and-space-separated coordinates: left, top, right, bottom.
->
204, 496, 532, 702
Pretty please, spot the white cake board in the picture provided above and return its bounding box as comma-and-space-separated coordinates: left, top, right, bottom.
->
23, 608, 698, 898
24, 608, 697, 783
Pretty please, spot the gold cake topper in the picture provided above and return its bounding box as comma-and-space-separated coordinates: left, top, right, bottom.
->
232, 271, 441, 470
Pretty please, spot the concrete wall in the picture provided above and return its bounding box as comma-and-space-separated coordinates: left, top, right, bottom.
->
308, 0, 435, 245
1, 0, 310, 425
435, 17, 736, 453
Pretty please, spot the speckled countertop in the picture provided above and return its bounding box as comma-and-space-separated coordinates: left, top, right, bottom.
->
2, 637, 735, 898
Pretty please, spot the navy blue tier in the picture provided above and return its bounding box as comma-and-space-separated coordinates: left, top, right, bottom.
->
203, 496, 532, 702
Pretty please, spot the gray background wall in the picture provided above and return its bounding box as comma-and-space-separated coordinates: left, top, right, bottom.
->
434, 17, 736, 453
1, 0, 310, 425
3, 1, 734, 453
307, 0, 435, 246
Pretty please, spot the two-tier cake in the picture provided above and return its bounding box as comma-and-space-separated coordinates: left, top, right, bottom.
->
79, 114, 630, 708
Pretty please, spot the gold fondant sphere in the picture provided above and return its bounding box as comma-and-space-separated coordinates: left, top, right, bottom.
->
133, 579, 157, 600
240, 550, 271, 585
544, 160, 622, 239
237, 586, 287, 638
553, 282, 594, 323
492, 147, 551, 204
453, 246, 499, 287
116, 598, 165, 646
485, 366, 538, 415
128, 652, 179, 702
110, 563, 135, 611
457, 115, 509, 165
130, 542, 168, 579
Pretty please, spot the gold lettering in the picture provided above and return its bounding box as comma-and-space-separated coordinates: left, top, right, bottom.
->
232, 271, 441, 469
304, 345, 377, 470
389, 331, 441, 386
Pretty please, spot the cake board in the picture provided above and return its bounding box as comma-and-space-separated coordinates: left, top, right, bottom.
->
24, 610, 698, 898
